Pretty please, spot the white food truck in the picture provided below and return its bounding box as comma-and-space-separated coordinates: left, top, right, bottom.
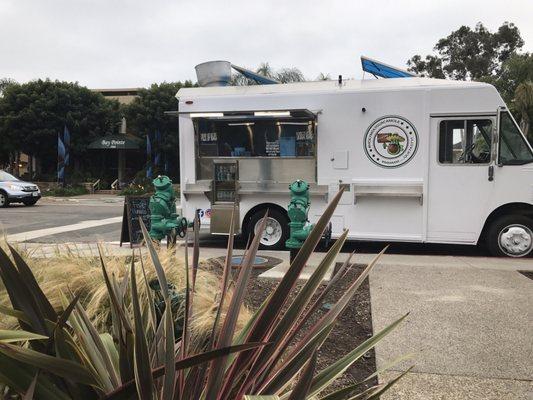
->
175, 63, 533, 257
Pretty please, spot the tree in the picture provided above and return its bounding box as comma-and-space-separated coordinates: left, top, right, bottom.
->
514, 82, 533, 138
231, 63, 306, 85
275, 67, 305, 83
0, 78, 16, 97
407, 22, 524, 80
123, 81, 195, 181
0, 79, 120, 178
407, 22, 533, 140
316, 72, 331, 81
490, 52, 533, 103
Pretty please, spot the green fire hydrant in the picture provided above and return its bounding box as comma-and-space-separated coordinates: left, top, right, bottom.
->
149, 176, 187, 242
285, 180, 315, 252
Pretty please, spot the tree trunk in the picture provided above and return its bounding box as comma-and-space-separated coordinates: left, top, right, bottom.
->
28, 154, 33, 178
14, 152, 20, 177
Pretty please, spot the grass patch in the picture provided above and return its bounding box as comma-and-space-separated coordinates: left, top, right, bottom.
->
0, 242, 251, 337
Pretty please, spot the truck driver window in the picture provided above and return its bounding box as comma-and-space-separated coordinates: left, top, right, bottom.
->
439, 119, 492, 164
195, 117, 315, 158
498, 111, 533, 165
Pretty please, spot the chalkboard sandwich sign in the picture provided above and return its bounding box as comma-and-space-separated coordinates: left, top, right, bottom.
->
120, 195, 151, 247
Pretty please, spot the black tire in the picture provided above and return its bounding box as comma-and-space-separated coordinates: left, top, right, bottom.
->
486, 214, 533, 258
23, 199, 38, 206
0, 191, 9, 208
248, 208, 289, 250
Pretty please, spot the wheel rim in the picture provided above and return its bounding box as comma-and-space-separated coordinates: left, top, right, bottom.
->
0, 193, 5, 206
254, 217, 283, 246
498, 224, 533, 257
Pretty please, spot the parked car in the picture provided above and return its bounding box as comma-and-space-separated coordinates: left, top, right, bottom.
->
0, 170, 41, 207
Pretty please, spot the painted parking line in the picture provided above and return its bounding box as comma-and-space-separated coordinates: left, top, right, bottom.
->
6, 216, 123, 242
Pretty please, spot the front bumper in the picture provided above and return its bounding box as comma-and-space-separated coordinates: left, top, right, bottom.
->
7, 191, 41, 202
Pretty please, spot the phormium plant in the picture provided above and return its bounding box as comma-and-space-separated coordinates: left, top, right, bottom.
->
0, 189, 410, 399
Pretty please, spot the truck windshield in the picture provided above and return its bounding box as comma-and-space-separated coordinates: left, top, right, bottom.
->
0, 171, 19, 181
499, 112, 533, 165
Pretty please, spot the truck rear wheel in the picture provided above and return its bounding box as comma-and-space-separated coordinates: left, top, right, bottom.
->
248, 209, 289, 250
486, 214, 533, 257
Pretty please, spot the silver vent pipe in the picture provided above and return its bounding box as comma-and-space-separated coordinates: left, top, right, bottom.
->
195, 61, 232, 87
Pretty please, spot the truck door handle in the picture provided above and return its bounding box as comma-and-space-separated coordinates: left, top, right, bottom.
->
488, 165, 494, 182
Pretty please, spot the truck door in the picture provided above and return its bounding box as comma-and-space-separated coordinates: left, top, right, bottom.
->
427, 115, 496, 243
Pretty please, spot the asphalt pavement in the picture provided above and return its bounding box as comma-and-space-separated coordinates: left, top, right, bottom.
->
0, 196, 124, 242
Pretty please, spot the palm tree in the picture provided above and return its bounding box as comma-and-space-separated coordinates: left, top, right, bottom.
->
256, 62, 276, 79
514, 81, 533, 138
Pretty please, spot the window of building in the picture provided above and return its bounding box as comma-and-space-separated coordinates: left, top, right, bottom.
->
439, 119, 493, 164
498, 111, 533, 165
195, 116, 316, 158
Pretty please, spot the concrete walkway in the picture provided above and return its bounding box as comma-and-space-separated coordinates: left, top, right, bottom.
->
41, 194, 124, 204
366, 254, 533, 399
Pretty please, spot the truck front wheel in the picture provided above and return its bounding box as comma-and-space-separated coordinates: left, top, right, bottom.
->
248, 209, 289, 250
486, 214, 533, 257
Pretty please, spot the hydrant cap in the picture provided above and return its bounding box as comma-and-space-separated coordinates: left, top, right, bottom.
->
153, 175, 172, 190
289, 179, 309, 194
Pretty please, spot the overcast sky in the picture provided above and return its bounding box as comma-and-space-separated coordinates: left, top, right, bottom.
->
1, 0, 532, 88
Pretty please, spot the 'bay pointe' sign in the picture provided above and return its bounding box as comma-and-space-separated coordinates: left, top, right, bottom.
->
101, 138, 126, 148
87, 135, 140, 150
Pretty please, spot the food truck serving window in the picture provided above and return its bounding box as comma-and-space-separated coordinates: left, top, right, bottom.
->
195, 116, 316, 158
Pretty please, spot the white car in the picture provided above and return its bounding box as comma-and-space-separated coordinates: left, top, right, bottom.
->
0, 170, 41, 207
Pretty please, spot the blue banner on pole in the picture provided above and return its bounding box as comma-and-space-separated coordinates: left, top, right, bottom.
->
57, 133, 66, 184
63, 125, 70, 167
154, 130, 162, 167
146, 134, 153, 179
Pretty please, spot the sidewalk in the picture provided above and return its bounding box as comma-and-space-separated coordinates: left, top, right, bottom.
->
368, 255, 533, 399
41, 194, 124, 204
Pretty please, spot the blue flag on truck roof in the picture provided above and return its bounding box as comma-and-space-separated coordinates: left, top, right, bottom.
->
361, 56, 416, 78
231, 64, 279, 85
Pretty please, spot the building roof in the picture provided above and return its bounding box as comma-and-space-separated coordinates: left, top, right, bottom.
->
177, 77, 492, 99
92, 88, 141, 105
92, 88, 141, 95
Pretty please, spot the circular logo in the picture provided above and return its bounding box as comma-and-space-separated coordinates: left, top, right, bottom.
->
364, 116, 419, 168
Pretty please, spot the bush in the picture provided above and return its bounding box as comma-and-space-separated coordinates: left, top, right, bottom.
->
119, 184, 152, 196
120, 173, 153, 196
0, 245, 250, 334
0, 191, 410, 399
42, 185, 88, 197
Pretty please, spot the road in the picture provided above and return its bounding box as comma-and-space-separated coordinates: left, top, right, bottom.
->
0, 197, 124, 243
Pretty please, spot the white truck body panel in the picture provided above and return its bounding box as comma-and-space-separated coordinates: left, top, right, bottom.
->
176, 78, 533, 246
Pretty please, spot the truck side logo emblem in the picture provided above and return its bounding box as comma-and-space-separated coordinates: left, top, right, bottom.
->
364, 115, 419, 168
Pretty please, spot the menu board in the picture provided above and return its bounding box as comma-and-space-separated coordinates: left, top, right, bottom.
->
265, 140, 280, 156
120, 195, 151, 247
